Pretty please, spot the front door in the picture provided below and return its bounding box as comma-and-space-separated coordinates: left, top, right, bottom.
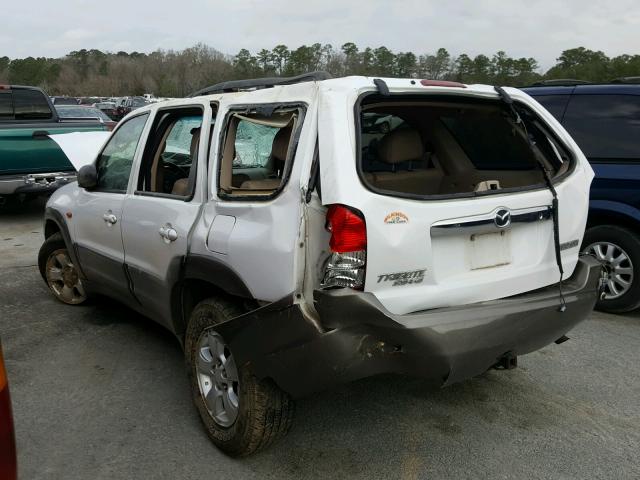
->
73, 113, 149, 300
121, 105, 211, 329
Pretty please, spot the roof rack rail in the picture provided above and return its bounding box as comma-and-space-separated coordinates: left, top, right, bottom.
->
529, 79, 592, 87
188, 71, 332, 97
610, 76, 640, 84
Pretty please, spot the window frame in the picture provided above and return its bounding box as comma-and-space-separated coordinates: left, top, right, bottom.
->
354, 91, 576, 201
92, 111, 150, 194
12, 88, 54, 121
215, 102, 307, 202
0, 91, 13, 119
562, 93, 640, 164
529, 94, 571, 122
133, 104, 205, 202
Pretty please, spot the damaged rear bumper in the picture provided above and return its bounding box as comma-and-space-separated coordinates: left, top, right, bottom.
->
213, 256, 602, 398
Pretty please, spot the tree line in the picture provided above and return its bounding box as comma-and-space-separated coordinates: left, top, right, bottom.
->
0, 43, 638, 97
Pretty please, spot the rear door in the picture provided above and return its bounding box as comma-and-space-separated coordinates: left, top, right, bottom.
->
121, 102, 212, 330
318, 82, 593, 315
197, 84, 317, 302
73, 112, 149, 300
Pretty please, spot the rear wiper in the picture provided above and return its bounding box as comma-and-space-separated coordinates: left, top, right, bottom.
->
494, 86, 566, 312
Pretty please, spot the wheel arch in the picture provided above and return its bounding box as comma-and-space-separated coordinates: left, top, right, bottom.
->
587, 201, 640, 236
171, 255, 257, 342
44, 218, 61, 239
42, 207, 83, 272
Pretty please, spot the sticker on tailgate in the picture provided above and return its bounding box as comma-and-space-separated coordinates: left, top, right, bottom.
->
377, 269, 426, 286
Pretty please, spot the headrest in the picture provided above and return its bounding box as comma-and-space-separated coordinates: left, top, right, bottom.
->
272, 126, 292, 162
377, 129, 423, 165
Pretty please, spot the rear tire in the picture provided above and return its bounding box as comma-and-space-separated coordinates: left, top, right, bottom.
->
185, 297, 295, 456
582, 225, 640, 313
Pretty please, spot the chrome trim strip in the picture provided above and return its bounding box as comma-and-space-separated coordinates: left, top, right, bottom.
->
431, 206, 552, 237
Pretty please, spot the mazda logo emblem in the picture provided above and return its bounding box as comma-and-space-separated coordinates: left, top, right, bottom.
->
495, 209, 511, 228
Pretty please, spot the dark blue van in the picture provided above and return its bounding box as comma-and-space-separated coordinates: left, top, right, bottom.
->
523, 82, 640, 312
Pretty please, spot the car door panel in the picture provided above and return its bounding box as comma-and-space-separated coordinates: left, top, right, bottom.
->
73, 191, 129, 298
72, 113, 149, 300
122, 197, 201, 328
121, 106, 210, 330
198, 87, 318, 303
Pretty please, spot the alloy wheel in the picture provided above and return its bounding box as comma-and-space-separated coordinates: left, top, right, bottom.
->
196, 330, 240, 428
45, 249, 87, 304
584, 241, 634, 300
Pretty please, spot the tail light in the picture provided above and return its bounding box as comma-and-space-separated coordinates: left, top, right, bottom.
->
0, 344, 17, 480
322, 205, 367, 289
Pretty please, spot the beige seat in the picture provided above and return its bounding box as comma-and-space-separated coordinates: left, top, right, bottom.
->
171, 178, 189, 196
239, 178, 282, 190
240, 126, 292, 190
368, 128, 442, 195
171, 127, 200, 196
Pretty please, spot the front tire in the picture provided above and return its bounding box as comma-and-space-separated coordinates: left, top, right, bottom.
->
38, 233, 88, 305
582, 225, 640, 313
185, 298, 295, 456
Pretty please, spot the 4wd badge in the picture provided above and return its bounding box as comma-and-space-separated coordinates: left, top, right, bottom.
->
384, 211, 409, 224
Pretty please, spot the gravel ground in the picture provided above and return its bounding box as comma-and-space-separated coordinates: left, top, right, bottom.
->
1, 199, 639, 479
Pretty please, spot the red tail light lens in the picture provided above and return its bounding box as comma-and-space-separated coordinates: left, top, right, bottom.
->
326, 205, 367, 253
0, 345, 17, 480
420, 79, 467, 88
323, 205, 367, 289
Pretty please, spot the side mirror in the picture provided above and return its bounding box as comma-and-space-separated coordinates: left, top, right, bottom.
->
77, 164, 97, 189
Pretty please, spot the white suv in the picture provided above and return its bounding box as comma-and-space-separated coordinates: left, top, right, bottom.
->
38, 73, 602, 456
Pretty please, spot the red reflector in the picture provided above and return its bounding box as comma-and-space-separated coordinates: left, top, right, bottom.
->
0, 85, 10, 90
326, 205, 367, 253
420, 79, 467, 88
0, 347, 17, 480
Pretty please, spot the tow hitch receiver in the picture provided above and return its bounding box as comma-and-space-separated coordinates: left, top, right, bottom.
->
494, 352, 518, 370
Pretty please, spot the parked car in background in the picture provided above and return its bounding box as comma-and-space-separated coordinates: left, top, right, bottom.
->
50, 96, 79, 106
93, 101, 118, 120
55, 105, 117, 131
361, 113, 405, 133
78, 97, 101, 106
523, 82, 640, 312
40, 74, 601, 456
0, 85, 109, 207
114, 96, 149, 120
0, 340, 17, 480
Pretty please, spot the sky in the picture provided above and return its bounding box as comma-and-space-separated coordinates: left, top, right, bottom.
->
2, 0, 639, 70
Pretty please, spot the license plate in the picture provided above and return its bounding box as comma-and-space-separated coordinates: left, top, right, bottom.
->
468, 231, 511, 270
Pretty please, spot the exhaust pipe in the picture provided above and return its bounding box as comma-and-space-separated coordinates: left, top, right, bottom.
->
494, 351, 518, 370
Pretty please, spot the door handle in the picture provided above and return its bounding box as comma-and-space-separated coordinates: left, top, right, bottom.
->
102, 212, 117, 225
159, 224, 178, 243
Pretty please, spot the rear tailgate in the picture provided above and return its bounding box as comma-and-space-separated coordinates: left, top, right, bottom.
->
318, 79, 593, 315
0, 123, 106, 175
